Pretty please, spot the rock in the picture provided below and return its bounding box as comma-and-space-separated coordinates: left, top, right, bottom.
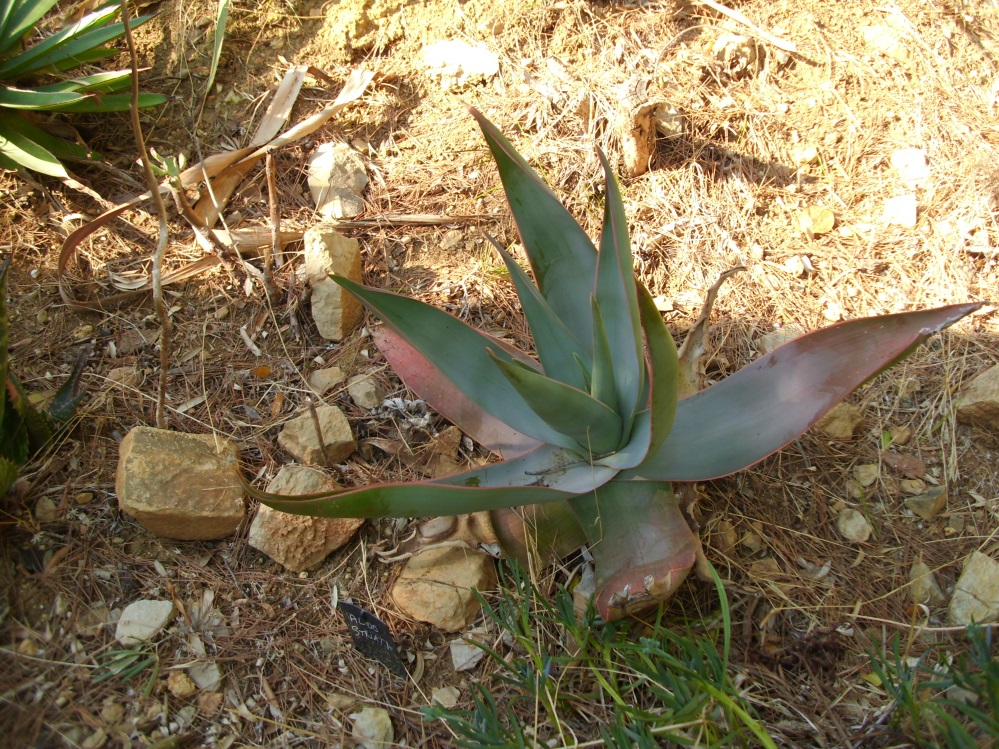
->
758, 325, 805, 355
307, 143, 367, 219
81, 729, 107, 749
115, 427, 244, 540
956, 365, 999, 431
901, 478, 927, 495
249, 465, 363, 571
615, 76, 656, 177
889, 424, 912, 446
431, 686, 460, 708
347, 374, 383, 410
861, 25, 910, 64
34, 495, 59, 522
891, 148, 929, 184
853, 464, 879, 488
277, 406, 356, 466
883, 194, 917, 228
421, 40, 498, 90
652, 103, 684, 140
106, 365, 143, 390
187, 662, 222, 691
303, 227, 363, 341
308, 366, 345, 396
712, 33, 760, 76
312, 277, 364, 342
391, 547, 497, 632
909, 559, 947, 606
815, 403, 864, 440
450, 627, 489, 672
167, 671, 198, 699
949, 552, 999, 625
836, 509, 872, 543
115, 599, 175, 645
350, 706, 393, 749
904, 485, 948, 520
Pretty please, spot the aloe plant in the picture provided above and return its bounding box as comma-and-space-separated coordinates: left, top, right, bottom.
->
247, 111, 981, 621
1, 256, 86, 496
0, 0, 166, 178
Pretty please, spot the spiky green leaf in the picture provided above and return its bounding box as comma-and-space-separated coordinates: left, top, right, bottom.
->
0, 0, 60, 57
46, 92, 167, 113
0, 85, 88, 108
0, 114, 67, 176
471, 108, 597, 351
626, 303, 983, 481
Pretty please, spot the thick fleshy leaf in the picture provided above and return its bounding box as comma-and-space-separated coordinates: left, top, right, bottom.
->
489, 350, 623, 454
0, 86, 88, 109
35, 70, 134, 94
46, 92, 167, 113
636, 283, 679, 457
0, 0, 60, 57
372, 325, 541, 458
588, 297, 618, 411
0, 113, 67, 176
626, 303, 983, 482
0, 110, 91, 162
334, 275, 582, 450
489, 502, 587, 565
569, 481, 699, 622
593, 149, 644, 426
471, 108, 597, 351
489, 235, 589, 389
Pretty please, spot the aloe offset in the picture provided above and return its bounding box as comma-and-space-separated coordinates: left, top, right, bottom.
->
248, 111, 981, 620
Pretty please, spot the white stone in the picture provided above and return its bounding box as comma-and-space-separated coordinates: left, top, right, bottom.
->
348, 374, 383, 410
249, 465, 363, 571
949, 552, 999, 625
392, 547, 497, 632
891, 148, 928, 184
883, 194, 917, 228
836, 509, 872, 543
421, 40, 499, 90
308, 366, 345, 395
350, 706, 393, 749
431, 686, 460, 708
307, 143, 367, 219
909, 560, 947, 606
450, 627, 489, 671
758, 325, 805, 356
115, 599, 175, 645
277, 406, 356, 466
187, 662, 222, 691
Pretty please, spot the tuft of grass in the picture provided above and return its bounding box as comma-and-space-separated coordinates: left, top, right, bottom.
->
425, 561, 775, 748
868, 624, 999, 748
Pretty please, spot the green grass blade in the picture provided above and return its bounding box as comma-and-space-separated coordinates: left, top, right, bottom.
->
626, 303, 983, 481
0, 85, 88, 108
489, 350, 623, 454
489, 235, 589, 390
46, 91, 167, 112
0, 113, 68, 176
334, 275, 584, 450
203, 0, 230, 107
0, 110, 92, 161
34, 69, 133, 94
0, 0, 60, 57
593, 148, 644, 426
471, 108, 597, 352
0, 5, 123, 78
0, 254, 10, 427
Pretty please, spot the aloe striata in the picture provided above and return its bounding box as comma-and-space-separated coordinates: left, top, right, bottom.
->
247, 111, 981, 621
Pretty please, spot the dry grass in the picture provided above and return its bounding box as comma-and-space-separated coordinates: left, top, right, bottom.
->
1, 0, 998, 746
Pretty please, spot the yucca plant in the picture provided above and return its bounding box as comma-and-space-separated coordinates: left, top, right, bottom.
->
0, 0, 166, 178
1, 256, 86, 496
247, 111, 981, 621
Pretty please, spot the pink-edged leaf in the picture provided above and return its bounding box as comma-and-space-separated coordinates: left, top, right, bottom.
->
372, 325, 542, 459
626, 303, 983, 482
569, 480, 699, 621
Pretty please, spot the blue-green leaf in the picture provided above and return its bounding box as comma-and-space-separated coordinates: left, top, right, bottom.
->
489, 350, 623, 454
472, 108, 597, 352
636, 282, 679, 457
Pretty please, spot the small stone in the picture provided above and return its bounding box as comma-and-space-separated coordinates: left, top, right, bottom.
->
861, 25, 910, 64
81, 729, 107, 749
167, 671, 198, 699
853, 464, 879, 487
75, 491, 94, 505
347, 374, 383, 410
815, 403, 864, 440
909, 560, 947, 606
889, 424, 912, 446
277, 406, 355, 465
904, 485, 948, 520
956, 365, 999, 432
883, 194, 918, 228
837, 509, 873, 543
34, 495, 59, 523
392, 547, 497, 632
312, 277, 363, 342
75, 604, 109, 638
421, 40, 499, 90
891, 148, 929, 184
249, 466, 363, 571
302, 227, 361, 283
187, 662, 222, 691
713, 519, 738, 553
792, 145, 819, 166
308, 366, 345, 395
307, 143, 367, 219
901, 478, 927, 495
450, 627, 489, 672
350, 706, 393, 749
115, 599, 175, 646
115, 427, 244, 540
758, 325, 805, 355
105, 366, 143, 390
431, 686, 460, 708
739, 530, 763, 553
949, 552, 999, 625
